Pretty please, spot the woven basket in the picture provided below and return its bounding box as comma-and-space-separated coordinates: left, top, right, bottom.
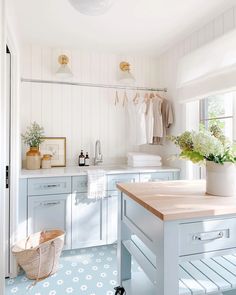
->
12, 230, 65, 281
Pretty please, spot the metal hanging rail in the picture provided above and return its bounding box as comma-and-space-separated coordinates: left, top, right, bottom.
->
21, 78, 167, 92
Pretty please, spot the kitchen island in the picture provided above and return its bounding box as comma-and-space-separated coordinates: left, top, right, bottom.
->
117, 180, 236, 295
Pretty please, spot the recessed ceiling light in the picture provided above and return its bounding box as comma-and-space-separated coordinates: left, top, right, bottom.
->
68, 0, 115, 16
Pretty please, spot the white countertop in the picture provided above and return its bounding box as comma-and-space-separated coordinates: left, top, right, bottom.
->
20, 165, 180, 179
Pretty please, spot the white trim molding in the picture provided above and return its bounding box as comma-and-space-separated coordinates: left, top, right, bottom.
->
0, 0, 6, 294
6, 23, 21, 277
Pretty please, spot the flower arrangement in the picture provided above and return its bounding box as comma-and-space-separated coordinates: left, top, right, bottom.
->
22, 122, 45, 148
170, 125, 236, 164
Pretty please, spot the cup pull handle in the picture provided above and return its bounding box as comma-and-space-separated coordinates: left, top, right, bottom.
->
41, 201, 60, 207
44, 184, 59, 188
193, 231, 224, 241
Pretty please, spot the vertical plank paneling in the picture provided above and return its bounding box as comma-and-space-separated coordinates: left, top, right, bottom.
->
21, 45, 160, 164
214, 15, 224, 38
31, 46, 42, 124
61, 84, 72, 164
223, 8, 235, 33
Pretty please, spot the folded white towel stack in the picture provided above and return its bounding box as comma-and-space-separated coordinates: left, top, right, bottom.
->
127, 152, 162, 167
87, 169, 106, 199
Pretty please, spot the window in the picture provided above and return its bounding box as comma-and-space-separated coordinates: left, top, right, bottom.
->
199, 92, 236, 141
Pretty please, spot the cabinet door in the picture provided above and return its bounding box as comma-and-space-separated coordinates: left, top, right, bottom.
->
28, 194, 72, 250
72, 193, 106, 249
106, 191, 118, 244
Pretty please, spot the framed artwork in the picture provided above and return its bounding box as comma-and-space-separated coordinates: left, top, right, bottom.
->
40, 137, 66, 167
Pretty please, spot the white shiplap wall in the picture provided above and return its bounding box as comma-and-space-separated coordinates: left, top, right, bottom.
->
153, 6, 236, 178
20, 45, 159, 166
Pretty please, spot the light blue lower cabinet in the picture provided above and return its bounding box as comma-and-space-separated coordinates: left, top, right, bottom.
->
28, 194, 72, 250
71, 193, 107, 249
106, 191, 118, 244
25, 170, 180, 251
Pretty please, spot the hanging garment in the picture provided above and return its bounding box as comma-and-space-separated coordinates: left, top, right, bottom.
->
163, 98, 174, 131
127, 99, 147, 146
153, 98, 174, 144
127, 100, 136, 144
152, 96, 163, 138
145, 99, 154, 144
136, 100, 147, 145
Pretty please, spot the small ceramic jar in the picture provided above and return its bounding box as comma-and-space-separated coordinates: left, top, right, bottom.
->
41, 154, 52, 169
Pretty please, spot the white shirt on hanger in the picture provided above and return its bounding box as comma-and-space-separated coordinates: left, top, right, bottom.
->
127, 98, 147, 146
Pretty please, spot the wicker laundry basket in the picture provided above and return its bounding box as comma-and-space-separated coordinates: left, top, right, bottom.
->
12, 230, 65, 281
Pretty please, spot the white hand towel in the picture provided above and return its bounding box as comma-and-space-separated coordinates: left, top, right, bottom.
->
128, 159, 162, 167
127, 152, 162, 161
87, 169, 106, 199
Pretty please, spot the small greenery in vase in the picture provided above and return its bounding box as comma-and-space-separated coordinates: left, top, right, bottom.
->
21, 121, 45, 148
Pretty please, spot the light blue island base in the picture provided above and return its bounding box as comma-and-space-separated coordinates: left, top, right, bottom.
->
117, 181, 236, 295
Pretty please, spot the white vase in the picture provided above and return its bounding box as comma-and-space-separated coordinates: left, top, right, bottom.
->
206, 161, 236, 197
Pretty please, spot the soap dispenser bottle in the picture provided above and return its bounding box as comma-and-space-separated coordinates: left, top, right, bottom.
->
78, 150, 85, 166
85, 152, 90, 166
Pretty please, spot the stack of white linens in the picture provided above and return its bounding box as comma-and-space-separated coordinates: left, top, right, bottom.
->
127, 152, 162, 167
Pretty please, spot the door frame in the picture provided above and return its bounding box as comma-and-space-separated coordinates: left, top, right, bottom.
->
0, 1, 20, 289
6, 23, 21, 277
0, 0, 6, 293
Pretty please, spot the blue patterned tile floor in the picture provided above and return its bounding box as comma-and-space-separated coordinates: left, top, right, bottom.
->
5, 244, 140, 295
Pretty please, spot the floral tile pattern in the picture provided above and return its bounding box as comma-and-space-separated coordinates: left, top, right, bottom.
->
6, 244, 140, 295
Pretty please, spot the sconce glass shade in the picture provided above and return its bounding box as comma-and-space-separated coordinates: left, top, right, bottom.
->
118, 71, 136, 85
56, 64, 73, 79
56, 55, 73, 79
68, 0, 114, 16
118, 61, 136, 84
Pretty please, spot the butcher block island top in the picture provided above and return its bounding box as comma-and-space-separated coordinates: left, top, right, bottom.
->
117, 180, 236, 221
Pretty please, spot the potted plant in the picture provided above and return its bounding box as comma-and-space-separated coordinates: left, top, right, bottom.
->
22, 122, 45, 170
170, 125, 236, 197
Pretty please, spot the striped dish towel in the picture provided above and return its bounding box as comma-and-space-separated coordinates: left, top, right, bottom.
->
87, 169, 106, 199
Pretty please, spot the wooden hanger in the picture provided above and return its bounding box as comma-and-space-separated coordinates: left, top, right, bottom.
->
114, 90, 119, 106
155, 92, 164, 100
149, 92, 155, 100
143, 92, 149, 103
123, 91, 128, 107
133, 92, 140, 104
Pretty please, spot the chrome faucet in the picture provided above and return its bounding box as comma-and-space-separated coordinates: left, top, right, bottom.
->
94, 140, 103, 165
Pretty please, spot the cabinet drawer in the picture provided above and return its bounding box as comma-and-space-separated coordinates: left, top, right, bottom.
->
28, 177, 71, 196
72, 176, 88, 193
139, 172, 174, 182
108, 173, 139, 191
179, 218, 236, 256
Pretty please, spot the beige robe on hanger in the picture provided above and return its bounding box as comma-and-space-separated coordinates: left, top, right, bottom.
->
153, 98, 174, 144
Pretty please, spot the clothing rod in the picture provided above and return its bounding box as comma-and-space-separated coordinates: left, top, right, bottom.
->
21, 78, 167, 92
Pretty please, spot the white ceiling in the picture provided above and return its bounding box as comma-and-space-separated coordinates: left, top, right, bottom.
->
7, 0, 236, 56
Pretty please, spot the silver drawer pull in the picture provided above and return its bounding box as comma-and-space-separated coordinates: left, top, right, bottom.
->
193, 231, 224, 241
44, 184, 60, 188
104, 195, 112, 199
41, 201, 60, 206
